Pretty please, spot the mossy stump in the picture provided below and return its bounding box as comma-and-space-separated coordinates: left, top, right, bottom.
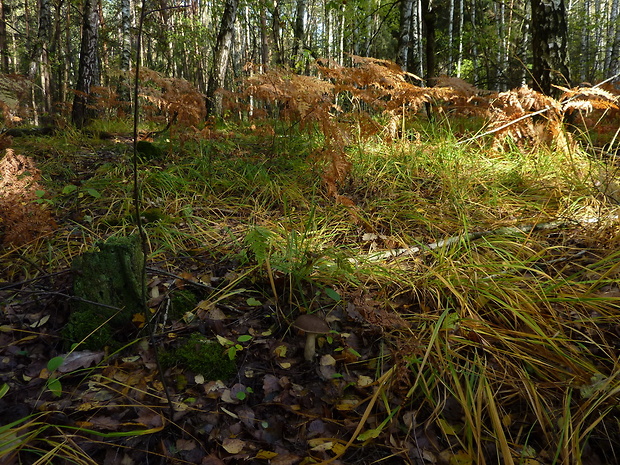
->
64, 236, 145, 350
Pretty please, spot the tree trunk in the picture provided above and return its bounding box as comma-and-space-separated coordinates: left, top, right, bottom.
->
28, 0, 52, 118
259, 2, 270, 71
271, 0, 282, 65
397, 0, 413, 71
609, 0, 620, 77
604, 0, 619, 75
455, 0, 463, 77
118, 0, 131, 103
422, 0, 435, 85
206, 0, 239, 117
72, 0, 100, 128
0, 0, 9, 72
447, 0, 454, 74
292, 0, 307, 68
495, 0, 505, 90
531, 0, 570, 95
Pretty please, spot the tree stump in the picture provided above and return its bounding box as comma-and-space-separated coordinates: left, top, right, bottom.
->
64, 235, 145, 350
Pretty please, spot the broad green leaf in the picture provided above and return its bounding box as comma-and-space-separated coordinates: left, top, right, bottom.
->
246, 297, 262, 306
324, 287, 341, 301
62, 184, 78, 195
47, 378, 62, 397
47, 356, 65, 372
86, 188, 101, 198
0, 383, 9, 399
237, 334, 252, 342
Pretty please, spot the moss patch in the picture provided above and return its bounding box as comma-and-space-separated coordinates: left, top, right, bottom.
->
64, 235, 144, 350
161, 333, 237, 381
170, 290, 199, 320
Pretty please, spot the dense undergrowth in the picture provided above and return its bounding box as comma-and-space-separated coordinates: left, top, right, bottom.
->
1, 64, 620, 464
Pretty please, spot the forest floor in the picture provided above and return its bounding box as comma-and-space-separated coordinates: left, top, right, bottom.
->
1, 117, 620, 465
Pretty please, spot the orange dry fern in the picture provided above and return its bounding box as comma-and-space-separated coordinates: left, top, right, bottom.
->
0, 148, 57, 246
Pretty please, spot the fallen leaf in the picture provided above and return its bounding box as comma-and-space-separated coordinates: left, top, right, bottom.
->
273, 345, 287, 357
254, 450, 278, 460
271, 453, 301, 465
222, 438, 245, 454
176, 439, 197, 451
308, 439, 333, 452
29, 314, 49, 328
57, 351, 104, 373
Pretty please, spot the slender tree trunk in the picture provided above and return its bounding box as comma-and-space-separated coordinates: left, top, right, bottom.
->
0, 0, 9, 72
338, 3, 344, 65
118, 0, 131, 103
471, 0, 477, 84
416, 0, 423, 78
456, 0, 463, 77
72, 0, 100, 128
206, 0, 239, 117
28, 0, 52, 120
531, 0, 570, 95
324, 0, 331, 60
422, 0, 435, 85
292, 0, 307, 67
609, 0, 620, 76
271, 0, 282, 65
579, 0, 589, 81
259, 2, 270, 70
397, 0, 413, 71
495, 0, 505, 90
604, 0, 618, 73
447, 0, 454, 74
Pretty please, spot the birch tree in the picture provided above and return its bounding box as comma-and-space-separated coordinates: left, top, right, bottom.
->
206, 0, 239, 117
118, 0, 131, 102
72, 0, 100, 128
531, 0, 570, 95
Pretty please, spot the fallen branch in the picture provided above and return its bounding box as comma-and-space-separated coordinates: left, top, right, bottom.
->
351, 219, 571, 264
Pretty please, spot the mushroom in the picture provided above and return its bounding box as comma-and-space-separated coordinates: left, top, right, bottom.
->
292, 314, 330, 361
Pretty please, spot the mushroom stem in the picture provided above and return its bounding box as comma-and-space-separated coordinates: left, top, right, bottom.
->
304, 333, 317, 361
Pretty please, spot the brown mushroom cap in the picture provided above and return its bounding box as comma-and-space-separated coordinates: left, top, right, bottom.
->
292, 314, 330, 334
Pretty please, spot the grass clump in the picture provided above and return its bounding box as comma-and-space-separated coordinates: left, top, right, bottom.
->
161, 333, 237, 381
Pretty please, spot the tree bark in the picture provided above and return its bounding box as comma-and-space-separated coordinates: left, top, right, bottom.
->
0, 0, 9, 72
28, 0, 52, 118
292, 0, 307, 67
531, 0, 570, 95
259, 2, 270, 71
72, 0, 100, 128
606, 0, 620, 77
271, 0, 283, 66
397, 0, 413, 71
117, 0, 131, 103
206, 0, 239, 117
422, 0, 435, 85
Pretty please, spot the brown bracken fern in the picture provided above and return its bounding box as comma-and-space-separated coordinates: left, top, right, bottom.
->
0, 148, 57, 246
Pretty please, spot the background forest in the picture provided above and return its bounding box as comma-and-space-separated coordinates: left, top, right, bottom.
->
1, 0, 620, 123
1, 0, 620, 465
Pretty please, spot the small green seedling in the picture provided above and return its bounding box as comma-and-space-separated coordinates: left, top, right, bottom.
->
235, 386, 254, 401
46, 356, 65, 397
